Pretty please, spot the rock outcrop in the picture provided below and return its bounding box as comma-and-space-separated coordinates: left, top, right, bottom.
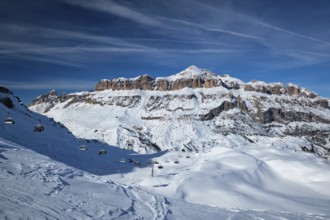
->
95, 66, 239, 92
96, 67, 319, 99
96, 75, 226, 91
0, 86, 13, 94
243, 81, 318, 97
0, 97, 14, 109
200, 98, 249, 121
261, 108, 330, 124
313, 99, 329, 109
0, 86, 14, 109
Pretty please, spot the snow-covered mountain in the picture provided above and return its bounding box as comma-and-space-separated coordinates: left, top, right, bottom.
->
29, 66, 330, 159
2, 84, 330, 218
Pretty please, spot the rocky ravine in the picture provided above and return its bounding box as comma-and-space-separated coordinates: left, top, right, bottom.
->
29, 66, 330, 159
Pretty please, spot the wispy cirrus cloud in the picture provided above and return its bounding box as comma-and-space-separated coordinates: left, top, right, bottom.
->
60, 0, 162, 27
281, 50, 330, 65
192, 1, 330, 46
1, 79, 96, 90
3, 53, 87, 68
248, 16, 330, 46
157, 17, 261, 41
0, 39, 236, 56
2, 0, 330, 70
0, 18, 242, 67
0, 24, 150, 66
1, 24, 149, 49
59, 0, 330, 64
59, 0, 261, 42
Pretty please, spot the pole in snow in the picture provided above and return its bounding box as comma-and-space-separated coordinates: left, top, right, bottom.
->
151, 160, 155, 177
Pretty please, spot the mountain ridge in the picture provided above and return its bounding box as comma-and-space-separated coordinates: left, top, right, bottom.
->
29, 66, 330, 158
94, 65, 319, 99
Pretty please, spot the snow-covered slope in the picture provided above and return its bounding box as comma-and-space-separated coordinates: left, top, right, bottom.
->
1, 87, 167, 175
0, 137, 168, 219
4, 87, 330, 219
3, 137, 329, 219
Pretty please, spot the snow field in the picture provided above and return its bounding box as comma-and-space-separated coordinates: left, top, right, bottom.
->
3, 137, 328, 219
109, 142, 330, 215
1, 91, 330, 219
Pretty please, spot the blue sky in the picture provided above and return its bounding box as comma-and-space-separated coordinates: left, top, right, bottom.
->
1, 0, 330, 104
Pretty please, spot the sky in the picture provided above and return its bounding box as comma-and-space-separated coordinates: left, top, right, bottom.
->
1, 0, 330, 104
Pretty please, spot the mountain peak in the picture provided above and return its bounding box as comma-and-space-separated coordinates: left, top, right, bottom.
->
179, 65, 204, 76
170, 65, 216, 80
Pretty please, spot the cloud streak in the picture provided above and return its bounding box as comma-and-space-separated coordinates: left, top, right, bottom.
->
1, 79, 96, 90
61, 0, 161, 27
59, 0, 330, 64
194, 1, 330, 46
60, 0, 261, 42
1, 24, 148, 49
1, 0, 330, 70
0, 19, 241, 67
252, 18, 330, 47
157, 17, 261, 41
0, 39, 236, 55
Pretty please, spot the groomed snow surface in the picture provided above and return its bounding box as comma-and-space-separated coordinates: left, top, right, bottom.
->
1, 136, 330, 219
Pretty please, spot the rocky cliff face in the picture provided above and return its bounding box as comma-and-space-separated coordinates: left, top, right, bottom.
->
95, 66, 318, 98
244, 81, 318, 98
95, 66, 243, 92
29, 66, 330, 158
